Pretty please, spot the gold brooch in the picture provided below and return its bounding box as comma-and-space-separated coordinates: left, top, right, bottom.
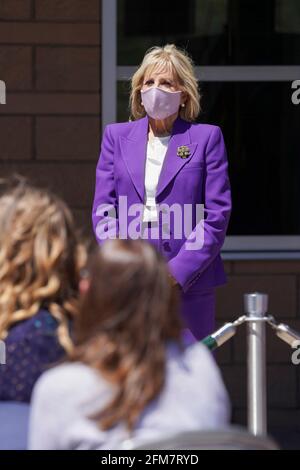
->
177, 145, 191, 159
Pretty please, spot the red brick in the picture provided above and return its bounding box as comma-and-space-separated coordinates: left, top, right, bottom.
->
0, 23, 99, 45
36, 47, 100, 91
268, 409, 300, 427
220, 364, 297, 409
214, 320, 233, 365
35, 0, 99, 21
0, 116, 32, 159
0, 47, 32, 90
267, 410, 300, 449
0, 0, 32, 20
268, 365, 297, 408
71, 212, 96, 255
36, 116, 100, 160
223, 260, 233, 274
0, 163, 96, 209
220, 364, 247, 408
216, 275, 297, 320
0, 93, 100, 114
72, 208, 94, 240
234, 260, 300, 274
231, 408, 247, 427
296, 367, 300, 407
297, 276, 300, 317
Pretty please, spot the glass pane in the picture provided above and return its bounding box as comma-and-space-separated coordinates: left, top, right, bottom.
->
276, 0, 300, 34
117, 0, 300, 65
198, 81, 300, 235
117, 80, 300, 236
117, 81, 131, 122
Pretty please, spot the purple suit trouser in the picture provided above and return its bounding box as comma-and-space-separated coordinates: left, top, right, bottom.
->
141, 222, 215, 342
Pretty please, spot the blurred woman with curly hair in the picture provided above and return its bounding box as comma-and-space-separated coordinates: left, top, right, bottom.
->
0, 176, 87, 402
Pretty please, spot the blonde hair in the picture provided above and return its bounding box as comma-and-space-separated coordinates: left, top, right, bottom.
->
130, 44, 201, 122
0, 175, 88, 354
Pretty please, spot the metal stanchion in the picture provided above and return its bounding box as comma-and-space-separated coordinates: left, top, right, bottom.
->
244, 293, 268, 436
201, 291, 300, 437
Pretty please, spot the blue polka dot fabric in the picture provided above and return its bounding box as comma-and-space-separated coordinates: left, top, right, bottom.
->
0, 309, 67, 402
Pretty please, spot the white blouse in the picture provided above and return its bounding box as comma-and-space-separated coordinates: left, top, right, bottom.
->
142, 135, 171, 222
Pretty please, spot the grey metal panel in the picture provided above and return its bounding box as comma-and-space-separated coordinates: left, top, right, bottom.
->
102, 0, 117, 131
118, 65, 300, 82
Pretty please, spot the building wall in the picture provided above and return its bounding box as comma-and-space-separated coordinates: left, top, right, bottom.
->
0, 0, 101, 237
0, 0, 299, 448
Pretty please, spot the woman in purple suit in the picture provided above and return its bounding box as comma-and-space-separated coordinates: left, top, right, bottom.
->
92, 44, 231, 340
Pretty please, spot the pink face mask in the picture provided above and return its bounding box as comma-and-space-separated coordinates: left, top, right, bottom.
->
141, 87, 182, 120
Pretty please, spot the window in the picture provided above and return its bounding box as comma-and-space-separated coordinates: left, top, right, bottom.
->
118, 0, 300, 65
102, 0, 300, 256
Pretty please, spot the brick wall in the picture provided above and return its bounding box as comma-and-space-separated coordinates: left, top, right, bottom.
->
217, 260, 300, 448
0, 0, 101, 237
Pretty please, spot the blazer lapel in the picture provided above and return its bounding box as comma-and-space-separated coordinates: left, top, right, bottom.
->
119, 115, 198, 202
119, 115, 148, 202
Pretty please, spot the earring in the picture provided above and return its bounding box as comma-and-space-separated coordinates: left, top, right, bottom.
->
181, 103, 185, 108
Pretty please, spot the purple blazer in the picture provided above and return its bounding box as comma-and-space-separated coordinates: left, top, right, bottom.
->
92, 115, 231, 294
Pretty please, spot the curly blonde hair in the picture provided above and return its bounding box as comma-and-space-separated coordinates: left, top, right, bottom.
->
0, 176, 88, 354
130, 44, 201, 122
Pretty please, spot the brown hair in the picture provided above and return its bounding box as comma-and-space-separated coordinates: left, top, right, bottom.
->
0, 175, 88, 353
71, 238, 183, 431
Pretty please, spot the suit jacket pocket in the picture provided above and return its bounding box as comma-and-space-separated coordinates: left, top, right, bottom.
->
182, 162, 204, 170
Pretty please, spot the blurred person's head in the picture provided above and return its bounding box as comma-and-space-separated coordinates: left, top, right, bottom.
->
72, 238, 183, 432
0, 175, 87, 353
